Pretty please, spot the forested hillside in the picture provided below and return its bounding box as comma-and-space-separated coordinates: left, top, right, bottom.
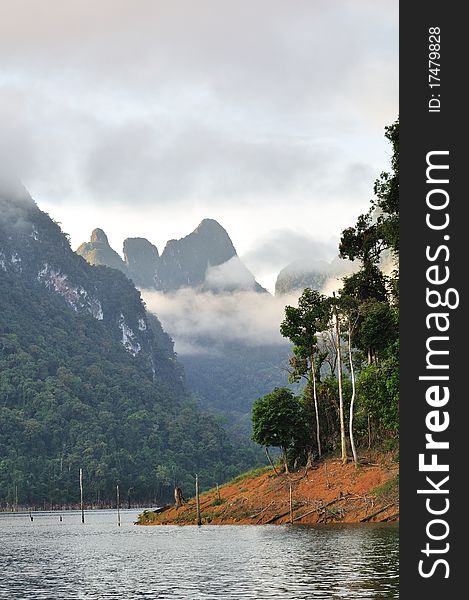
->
77, 219, 289, 435
181, 342, 293, 434
0, 182, 258, 507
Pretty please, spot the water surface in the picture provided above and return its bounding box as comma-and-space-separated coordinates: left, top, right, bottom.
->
0, 510, 398, 599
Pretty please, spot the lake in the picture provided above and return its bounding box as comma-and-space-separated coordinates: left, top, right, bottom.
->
0, 510, 398, 599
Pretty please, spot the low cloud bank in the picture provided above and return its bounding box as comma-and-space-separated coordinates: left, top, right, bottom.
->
141, 251, 392, 355
142, 288, 300, 354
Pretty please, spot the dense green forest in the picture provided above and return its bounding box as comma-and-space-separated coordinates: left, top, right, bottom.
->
0, 185, 259, 507
252, 120, 399, 465
0, 120, 398, 508
181, 342, 294, 430
76, 219, 280, 436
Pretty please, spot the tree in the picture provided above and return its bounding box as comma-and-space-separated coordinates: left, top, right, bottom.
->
251, 388, 307, 473
331, 293, 348, 463
373, 120, 399, 256
280, 289, 329, 459
337, 294, 360, 465
337, 119, 399, 448
340, 120, 399, 304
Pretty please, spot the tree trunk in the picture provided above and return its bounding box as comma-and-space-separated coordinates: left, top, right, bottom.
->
79, 468, 85, 524
195, 474, 202, 526
333, 294, 347, 464
265, 447, 280, 476
116, 484, 121, 527
282, 448, 289, 474
310, 355, 322, 458
348, 322, 358, 465
174, 486, 185, 508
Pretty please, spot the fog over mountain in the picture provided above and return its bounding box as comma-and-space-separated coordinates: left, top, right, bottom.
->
1, 1, 398, 291
77, 219, 267, 294
142, 289, 295, 354
1, 181, 263, 503
275, 256, 359, 297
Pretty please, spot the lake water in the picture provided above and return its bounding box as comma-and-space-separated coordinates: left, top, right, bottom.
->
0, 510, 398, 599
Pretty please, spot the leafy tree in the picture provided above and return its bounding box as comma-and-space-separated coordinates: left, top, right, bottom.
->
280, 289, 329, 459
340, 120, 399, 262
340, 120, 399, 303
356, 340, 399, 437
373, 120, 399, 255
251, 388, 307, 473
337, 119, 399, 446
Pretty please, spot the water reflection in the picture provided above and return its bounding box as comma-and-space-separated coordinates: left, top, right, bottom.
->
0, 511, 398, 599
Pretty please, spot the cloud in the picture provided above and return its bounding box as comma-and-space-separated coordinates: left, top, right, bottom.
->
0, 1, 397, 197
0, 179, 35, 231
141, 251, 359, 355
241, 229, 339, 284
142, 288, 300, 354
205, 256, 258, 292
0, 0, 398, 275
81, 119, 331, 204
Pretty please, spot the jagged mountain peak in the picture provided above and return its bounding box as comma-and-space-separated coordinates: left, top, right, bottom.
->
275, 256, 358, 296
123, 238, 160, 289
77, 219, 266, 293
90, 228, 110, 244
162, 218, 236, 258
76, 229, 126, 273
155, 219, 241, 292
123, 237, 159, 261
194, 218, 229, 235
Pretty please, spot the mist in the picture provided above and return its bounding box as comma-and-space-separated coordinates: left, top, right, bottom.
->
142, 288, 300, 355
1, 0, 398, 263
141, 280, 349, 355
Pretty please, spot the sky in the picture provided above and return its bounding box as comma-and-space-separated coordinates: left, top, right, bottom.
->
0, 0, 398, 292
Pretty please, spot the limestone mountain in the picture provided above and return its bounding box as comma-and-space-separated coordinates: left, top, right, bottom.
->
275, 257, 358, 296
0, 183, 258, 506
76, 228, 127, 274
123, 237, 159, 288
155, 219, 235, 291
77, 218, 267, 293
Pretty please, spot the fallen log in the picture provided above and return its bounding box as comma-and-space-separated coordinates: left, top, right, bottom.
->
317, 494, 353, 523
294, 495, 351, 523
263, 509, 292, 524
360, 502, 395, 522
320, 493, 351, 509
380, 511, 400, 522
249, 500, 275, 521
293, 507, 319, 523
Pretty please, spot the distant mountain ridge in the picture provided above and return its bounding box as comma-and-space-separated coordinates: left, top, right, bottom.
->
275, 257, 358, 296
123, 237, 160, 288
77, 218, 267, 293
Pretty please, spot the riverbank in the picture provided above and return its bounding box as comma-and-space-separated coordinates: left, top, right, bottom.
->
137, 452, 399, 526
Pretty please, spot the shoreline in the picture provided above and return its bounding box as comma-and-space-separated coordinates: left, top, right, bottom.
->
137, 453, 399, 527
